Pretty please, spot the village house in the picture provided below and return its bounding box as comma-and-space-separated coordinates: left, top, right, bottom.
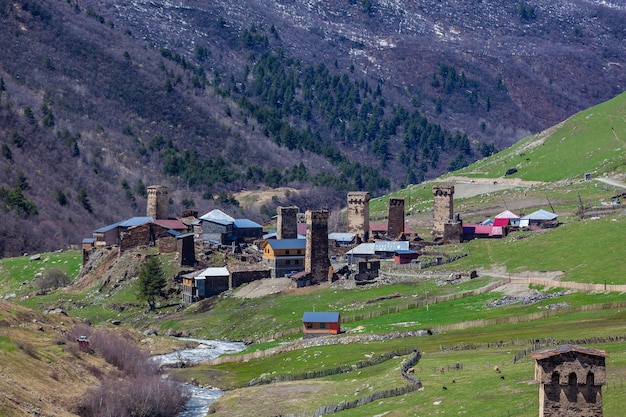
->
181, 264, 271, 303
393, 249, 419, 264
262, 238, 306, 278
302, 311, 341, 338
199, 209, 263, 244
494, 209, 521, 228
345, 241, 410, 263
521, 209, 559, 229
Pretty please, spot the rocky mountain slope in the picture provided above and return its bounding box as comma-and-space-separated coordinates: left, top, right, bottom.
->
0, 0, 624, 256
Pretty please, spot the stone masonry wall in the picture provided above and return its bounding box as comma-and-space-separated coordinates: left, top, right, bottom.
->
305, 210, 330, 284
277, 206, 299, 239
347, 191, 371, 241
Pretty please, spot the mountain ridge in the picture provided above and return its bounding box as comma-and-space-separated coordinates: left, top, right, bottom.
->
0, 0, 625, 256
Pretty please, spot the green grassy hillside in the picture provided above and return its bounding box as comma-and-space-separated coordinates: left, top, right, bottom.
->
0, 92, 625, 416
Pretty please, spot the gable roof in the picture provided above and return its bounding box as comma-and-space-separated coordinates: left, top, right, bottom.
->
233, 218, 263, 229
521, 209, 558, 220
265, 238, 306, 250
154, 219, 188, 230
374, 241, 410, 252
302, 312, 340, 323
495, 210, 520, 219
200, 209, 235, 224
532, 345, 608, 360
196, 267, 230, 278
119, 216, 154, 228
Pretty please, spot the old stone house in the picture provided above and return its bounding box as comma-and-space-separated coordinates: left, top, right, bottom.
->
532, 345, 607, 417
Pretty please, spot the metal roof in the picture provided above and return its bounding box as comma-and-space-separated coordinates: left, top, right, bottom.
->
394, 249, 417, 255
345, 243, 375, 255
197, 267, 230, 278
199, 209, 235, 223
234, 218, 262, 229
82, 238, 96, 243
119, 216, 154, 228
328, 232, 356, 242
521, 209, 558, 220
374, 241, 409, 252
495, 210, 520, 219
154, 219, 188, 230
532, 345, 608, 360
302, 312, 340, 323
265, 239, 306, 250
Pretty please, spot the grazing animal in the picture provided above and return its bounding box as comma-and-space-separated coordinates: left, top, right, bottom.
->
452, 379, 456, 383
440, 366, 445, 373
407, 367, 415, 374
442, 386, 448, 390
493, 365, 500, 373
500, 375, 505, 380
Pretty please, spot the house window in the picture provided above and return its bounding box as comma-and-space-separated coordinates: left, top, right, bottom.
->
320, 323, 326, 329
286, 260, 291, 265
295, 260, 299, 264
297, 250, 302, 254
286, 250, 290, 254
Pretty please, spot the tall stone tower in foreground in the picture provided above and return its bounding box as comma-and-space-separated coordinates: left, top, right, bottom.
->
532, 345, 607, 417
347, 191, 370, 242
305, 210, 330, 284
277, 206, 299, 239
387, 197, 405, 239
147, 185, 168, 220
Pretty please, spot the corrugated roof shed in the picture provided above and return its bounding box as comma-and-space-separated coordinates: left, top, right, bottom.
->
302, 312, 340, 323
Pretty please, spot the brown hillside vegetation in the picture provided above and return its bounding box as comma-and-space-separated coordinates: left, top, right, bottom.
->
0, 301, 107, 417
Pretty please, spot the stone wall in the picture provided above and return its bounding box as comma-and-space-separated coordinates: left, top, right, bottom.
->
347, 191, 371, 241
388, 197, 405, 238
277, 206, 299, 239
432, 186, 454, 234
305, 210, 330, 284
230, 269, 271, 289
146, 185, 168, 220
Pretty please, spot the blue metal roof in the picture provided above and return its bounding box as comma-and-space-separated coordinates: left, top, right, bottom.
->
234, 218, 262, 229
302, 312, 340, 323
521, 209, 558, 220
266, 239, 306, 250
93, 222, 122, 233
119, 216, 154, 228
82, 238, 96, 243
394, 249, 417, 255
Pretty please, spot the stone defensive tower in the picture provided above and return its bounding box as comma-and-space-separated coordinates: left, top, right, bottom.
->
387, 197, 405, 239
147, 185, 168, 220
432, 185, 462, 242
347, 191, 371, 242
277, 206, 299, 239
305, 210, 330, 284
532, 345, 607, 417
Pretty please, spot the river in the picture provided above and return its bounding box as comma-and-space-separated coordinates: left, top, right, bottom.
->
152, 338, 247, 417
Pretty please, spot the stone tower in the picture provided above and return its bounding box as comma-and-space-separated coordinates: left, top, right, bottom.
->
305, 210, 330, 284
387, 197, 405, 239
277, 206, 299, 239
347, 191, 371, 242
146, 185, 168, 220
532, 345, 607, 417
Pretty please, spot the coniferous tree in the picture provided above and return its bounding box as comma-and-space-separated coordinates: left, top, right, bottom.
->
136, 257, 167, 311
